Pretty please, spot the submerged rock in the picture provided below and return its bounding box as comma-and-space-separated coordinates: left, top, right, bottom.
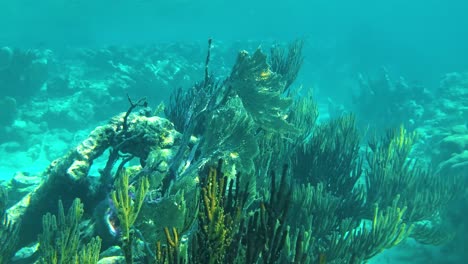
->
6, 112, 182, 248
10, 172, 42, 189
97, 256, 126, 264
11, 243, 38, 264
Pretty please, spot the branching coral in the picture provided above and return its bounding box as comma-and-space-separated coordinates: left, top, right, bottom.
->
78, 237, 103, 264
164, 40, 232, 188
287, 90, 318, 143
111, 170, 150, 264
269, 39, 305, 93
255, 90, 318, 181
164, 41, 299, 187
154, 227, 184, 264
348, 197, 412, 261
165, 39, 221, 135
190, 161, 248, 264
38, 198, 101, 264
0, 186, 20, 264
320, 197, 412, 263
243, 165, 292, 264
313, 197, 410, 263
177, 161, 296, 264
283, 227, 314, 264
290, 183, 344, 237
294, 114, 363, 197
366, 126, 460, 223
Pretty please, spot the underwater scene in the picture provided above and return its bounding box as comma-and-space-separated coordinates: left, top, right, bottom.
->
0, 0, 467, 263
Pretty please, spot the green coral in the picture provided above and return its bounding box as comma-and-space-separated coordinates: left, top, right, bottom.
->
228, 49, 296, 135
38, 198, 101, 264
287, 90, 318, 142
78, 237, 102, 264
295, 114, 362, 194
190, 162, 248, 264
320, 197, 411, 263
200, 97, 259, 174
155, 227, 183, 264
269, 39, 305, 93
5, 40, 463, 264
137, 188, 197, 248
290, 183, 344, 237
254, 91, 318, 181
348, 197, 413, 261
111, 170, 150, 264
366, 126, 461, 223
0, 186, 20, 264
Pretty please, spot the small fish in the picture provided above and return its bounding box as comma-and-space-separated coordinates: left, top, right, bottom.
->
104, 207, 121, 237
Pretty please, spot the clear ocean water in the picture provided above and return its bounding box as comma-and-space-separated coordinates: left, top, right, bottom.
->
0, 1, 467, 263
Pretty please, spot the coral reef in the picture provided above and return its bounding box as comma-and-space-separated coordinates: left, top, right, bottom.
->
0, 47, 49, 101
77, 43, 222, 103
352, 69, 431, 131
1, 41, 464, 264
424, 73, 468, 176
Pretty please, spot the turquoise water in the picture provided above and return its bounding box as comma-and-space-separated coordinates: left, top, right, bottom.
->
0, 1, 467, 263
2, 1, 467, 75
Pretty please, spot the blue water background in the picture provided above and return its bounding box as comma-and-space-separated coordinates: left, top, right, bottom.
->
1, 0, 467, 89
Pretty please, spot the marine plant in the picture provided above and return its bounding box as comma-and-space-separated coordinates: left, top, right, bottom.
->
269, 38, 305, 93
320, 197, 412, 263
294, 114, 362, 193
189, 161, 249, 264
3, 40, 464, 264
254, 90, 318, 182
111, 170, 150, 264
153, 157, 414, 263
242, 165, 292, 264
283, 114, 417, 263
229, 49, 296, 135
0, 186, 20, 264
366, 127, 461, 217
165, 39, 302, 177
38, 198, 101, 264
113, 42, 464, 263
198, 97, 259, 174
154, 161, 299, 264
